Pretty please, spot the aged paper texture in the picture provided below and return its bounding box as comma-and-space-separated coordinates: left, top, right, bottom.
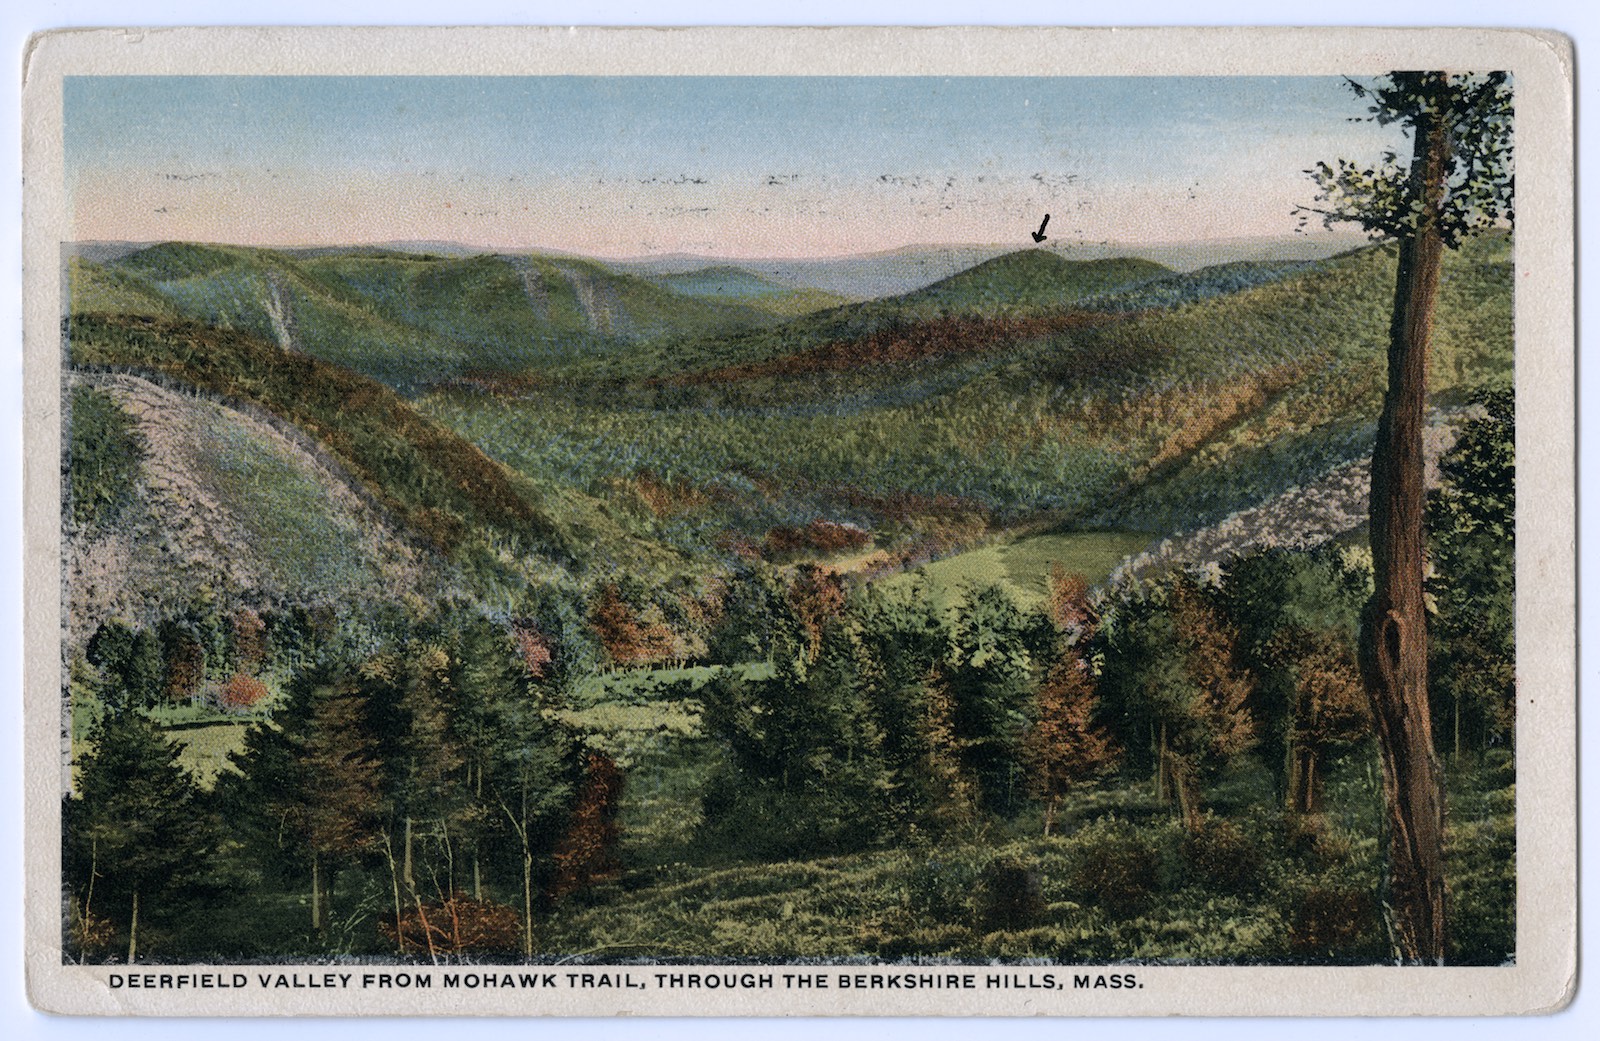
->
21, 25, 1574, 1017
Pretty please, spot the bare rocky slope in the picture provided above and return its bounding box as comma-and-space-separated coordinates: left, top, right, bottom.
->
1107, 408, 1470, 588
65, 372, 439, 645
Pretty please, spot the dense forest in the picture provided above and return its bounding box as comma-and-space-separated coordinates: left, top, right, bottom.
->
60, 229, 1515, 966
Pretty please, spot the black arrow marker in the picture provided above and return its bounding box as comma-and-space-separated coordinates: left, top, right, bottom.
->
1031, 214, 1050, 243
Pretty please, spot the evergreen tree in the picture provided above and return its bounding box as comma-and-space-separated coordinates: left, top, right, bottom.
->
1099, 577, 1256, 830
1165, 578, 1256, 830
290, 678, 383, 934
1428, 387, 1515, 758
698, 619, 892, 855
65, 710, 212, 963
365, 640, 470, 956
939, 583, 1038, 817
849, 582, 962, 833
86, 621, 165, 711
1221, 547, 1371, 811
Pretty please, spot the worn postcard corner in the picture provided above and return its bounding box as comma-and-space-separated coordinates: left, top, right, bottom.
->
21, 25, 1574, 1018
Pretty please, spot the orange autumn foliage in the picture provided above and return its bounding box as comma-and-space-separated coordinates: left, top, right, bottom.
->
380, 892, 523, 956
550, 753, 624, 899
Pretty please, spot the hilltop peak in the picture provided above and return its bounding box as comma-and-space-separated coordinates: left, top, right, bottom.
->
900, 249, 1170, 314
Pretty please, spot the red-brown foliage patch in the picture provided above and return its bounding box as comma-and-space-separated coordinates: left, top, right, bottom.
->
380, 893, 523, 956
510, 621, 552, 679
551, 753, 625, 900
588, 583, 677, 665
680, 311, 1124, 383
761, 518, 871, 558
219, 673, 271, 712
626, 469, 710, 518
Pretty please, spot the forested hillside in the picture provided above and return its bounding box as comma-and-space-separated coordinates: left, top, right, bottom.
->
61, 232, 1515, 967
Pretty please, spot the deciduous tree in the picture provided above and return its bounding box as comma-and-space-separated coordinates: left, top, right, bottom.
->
1025, 571, 1119, 835
1304, 72, 1512, 963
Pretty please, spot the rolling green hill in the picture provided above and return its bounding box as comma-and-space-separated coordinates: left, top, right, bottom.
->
555, 248, 1173, 380
420, 233, 1513, 591
655, 265, 793, 299
652, 265, 857, 317
66, 233, 1514, 605
67, 312, 568, 563
60, 227, 1516, 970
64, 373, 444, 643
73, 243, 788, 393
898, 251, 1169, 314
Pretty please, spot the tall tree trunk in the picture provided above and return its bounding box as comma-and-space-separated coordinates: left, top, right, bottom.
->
1454, 695, 1462, 763
126, 889, 139, 965
522, 847, 535, 960
1360, 100, 1450, 965
413, 889, 439, 964
383, 833, 405, 954
402, 815, 414, 893
1285, 735, 1303, 812
1155, 722, 1170, 803
473, 757, 485, 901
311, 853, 322, 932
80, 840, 99, 965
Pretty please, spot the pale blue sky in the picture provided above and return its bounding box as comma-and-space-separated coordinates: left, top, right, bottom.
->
65, 76, 1409, 256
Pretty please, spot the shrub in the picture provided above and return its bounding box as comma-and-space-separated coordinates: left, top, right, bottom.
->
976, 857, 1046, 932
1287, 885, 1383, 963
1180, 814, 1262, 894
903, 853, 984, 924
219, 673, 270, 712
762, 519, 871, 558
67, 907, 116, 962
379, 893, 523, 957
1283, 812, 1354, 871
1068, 819, 1163, 918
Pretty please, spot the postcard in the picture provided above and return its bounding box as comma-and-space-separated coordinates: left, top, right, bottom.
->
21, 25, 1575, 1016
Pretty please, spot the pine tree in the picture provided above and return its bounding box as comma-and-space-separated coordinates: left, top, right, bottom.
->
66, 710, 211, 963
292, 680, 383, 933
1166, 578, 1256, 830
941, 584, 1037, 816
1283, 629, 1370, 813
371, 641, 469, 955
1428, 388, 1515, 758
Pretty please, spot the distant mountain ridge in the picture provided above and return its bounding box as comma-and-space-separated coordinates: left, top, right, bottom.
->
71, 231, 1371, 303
68, 242, 796, 393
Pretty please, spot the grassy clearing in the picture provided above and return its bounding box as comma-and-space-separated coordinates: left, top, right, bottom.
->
877, 530, 1150, 608
168, 721, 254, 786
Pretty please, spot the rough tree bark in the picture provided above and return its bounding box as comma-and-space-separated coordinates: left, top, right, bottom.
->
1359, 96, 1450, 965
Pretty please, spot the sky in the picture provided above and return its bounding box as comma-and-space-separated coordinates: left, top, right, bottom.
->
66, 75, 1407, 258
